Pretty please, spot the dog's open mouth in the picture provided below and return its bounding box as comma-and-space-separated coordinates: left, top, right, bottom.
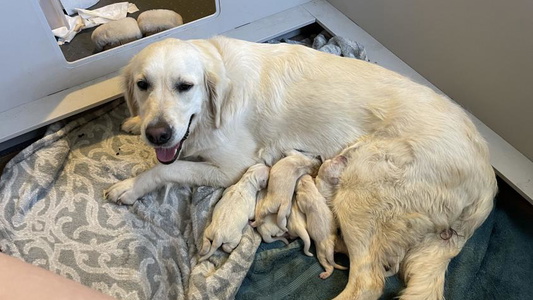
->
155, 115, 194, 165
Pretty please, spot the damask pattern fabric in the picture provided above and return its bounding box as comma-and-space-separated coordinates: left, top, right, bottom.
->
0, 100, 261, 300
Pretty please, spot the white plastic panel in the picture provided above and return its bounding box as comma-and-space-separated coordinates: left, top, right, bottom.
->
0, 0, 310, 114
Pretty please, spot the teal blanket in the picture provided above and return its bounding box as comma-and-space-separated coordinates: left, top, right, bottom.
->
236, 180, 533, 299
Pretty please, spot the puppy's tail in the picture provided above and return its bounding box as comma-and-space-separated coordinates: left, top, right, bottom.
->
277, 203, 291, 232
301, 230, 314, 257
198, 237, 222, 262
270, 236, 289, 245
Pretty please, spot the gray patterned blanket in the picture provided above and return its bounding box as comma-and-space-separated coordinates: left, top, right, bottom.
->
0, 100, 261, 300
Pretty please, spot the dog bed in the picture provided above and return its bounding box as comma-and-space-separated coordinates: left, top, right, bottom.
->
1, 35, 532, 299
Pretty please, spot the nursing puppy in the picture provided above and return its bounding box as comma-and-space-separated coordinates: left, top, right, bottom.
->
253, 150, 321, 231
295, 175, 346, 279
199, 163, 269, 261
104, 36, 496, 298
287, 200, 313, 257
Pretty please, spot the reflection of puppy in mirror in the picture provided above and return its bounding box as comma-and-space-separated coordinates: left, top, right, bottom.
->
254, 149, 321, 231
287, 200, 313, 257
91, 17, 142, 52
137, 9, 183, 36
199, 164, 269, 261
296, 175, 346, 279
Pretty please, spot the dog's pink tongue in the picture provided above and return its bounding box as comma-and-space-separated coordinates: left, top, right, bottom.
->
155, 143, 180, 164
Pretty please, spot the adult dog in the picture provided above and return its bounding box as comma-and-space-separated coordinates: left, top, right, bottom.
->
105, 36, 496, 299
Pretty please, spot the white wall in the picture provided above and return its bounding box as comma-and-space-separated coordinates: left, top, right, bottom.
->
327, 0, 533, 162
0, 0, 310, 114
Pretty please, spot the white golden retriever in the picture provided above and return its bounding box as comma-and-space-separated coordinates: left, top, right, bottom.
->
105, 36, 497, 299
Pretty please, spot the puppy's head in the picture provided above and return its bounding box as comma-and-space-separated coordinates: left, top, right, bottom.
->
315, 155, 348, 199
122, 38, 229, 164
245, 163, 270, 190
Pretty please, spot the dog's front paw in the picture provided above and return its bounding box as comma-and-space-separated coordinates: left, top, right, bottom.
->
104, 178, 139, 205
121, 116, 141, 134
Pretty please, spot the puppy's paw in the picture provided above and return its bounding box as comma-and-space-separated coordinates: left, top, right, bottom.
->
222, 243, 237, 253
121, 116, 141, 134
319, 270, 333, 279
104, 178, 139, 205
277, 237, 289, 245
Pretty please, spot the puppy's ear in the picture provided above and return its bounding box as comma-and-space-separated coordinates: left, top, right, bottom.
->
122, 64, 139, 117
205, 65, 230, 129
328, 155, 348, 185
333, 155, 348, 167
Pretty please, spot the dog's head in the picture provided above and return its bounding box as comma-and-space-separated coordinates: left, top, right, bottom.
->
122, 38, 229, 164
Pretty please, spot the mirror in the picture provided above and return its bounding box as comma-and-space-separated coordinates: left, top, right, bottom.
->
42, 0, 217, 62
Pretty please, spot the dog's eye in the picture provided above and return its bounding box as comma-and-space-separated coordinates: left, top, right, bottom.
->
137, 80, 150, 91
176, 82, 193, 92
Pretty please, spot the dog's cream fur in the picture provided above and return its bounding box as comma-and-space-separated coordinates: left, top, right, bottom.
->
295, 175, 347, 279
198, 163, 269, 262
323, 139, 495, 299
104, 36, 497, 298
253, 150, 321, 231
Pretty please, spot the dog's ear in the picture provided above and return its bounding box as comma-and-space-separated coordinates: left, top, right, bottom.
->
122, 64, 139, 117
204, 64, 230, 129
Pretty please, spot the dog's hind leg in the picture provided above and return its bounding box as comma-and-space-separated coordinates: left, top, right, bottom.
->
398, 236, 460, 300
332, 220, 385, 300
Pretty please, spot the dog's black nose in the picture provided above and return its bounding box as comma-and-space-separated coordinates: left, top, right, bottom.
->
145, 122, 172, 145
